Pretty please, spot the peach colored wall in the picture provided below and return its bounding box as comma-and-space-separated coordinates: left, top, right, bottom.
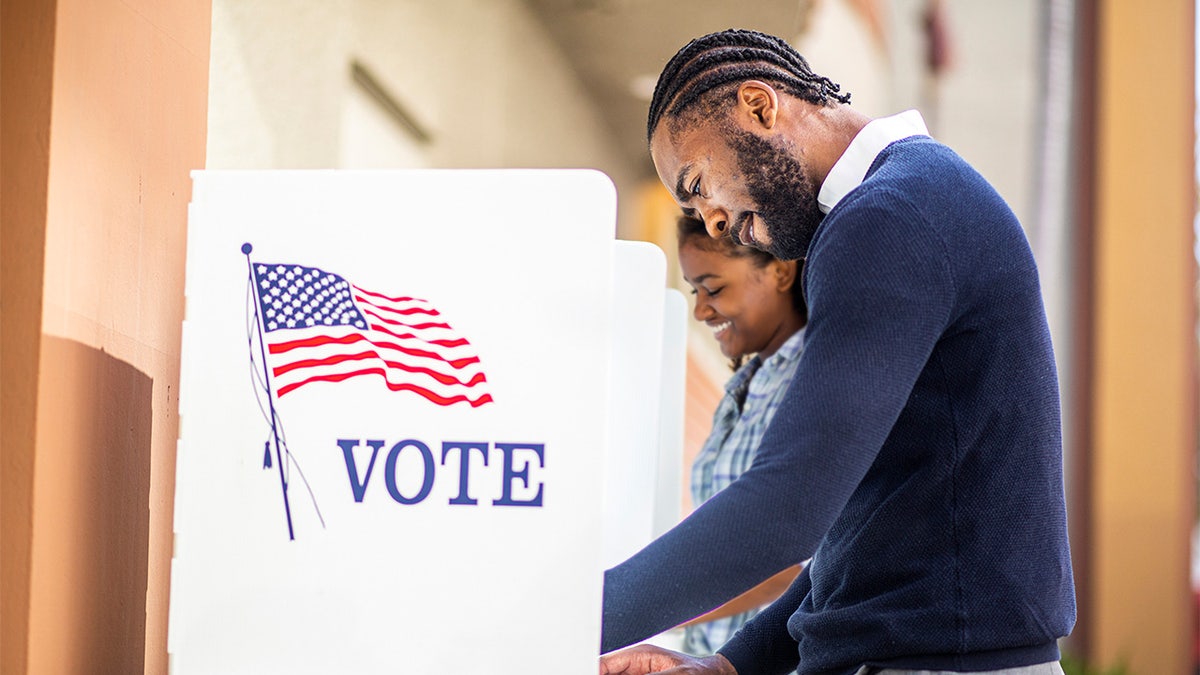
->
4, 0, 210, 672
1090, 1, 1196, 673
1, 1, 57, 673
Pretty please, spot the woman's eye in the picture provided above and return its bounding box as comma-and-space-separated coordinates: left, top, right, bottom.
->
706, 287, 723, 297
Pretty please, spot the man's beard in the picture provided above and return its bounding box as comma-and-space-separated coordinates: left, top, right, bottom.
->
729, 128, 824, 261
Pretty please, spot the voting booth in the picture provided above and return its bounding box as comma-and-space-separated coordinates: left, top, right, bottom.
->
169, 170, 685, 673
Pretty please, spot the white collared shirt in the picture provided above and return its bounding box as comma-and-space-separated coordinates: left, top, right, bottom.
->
817, 109, 930, 214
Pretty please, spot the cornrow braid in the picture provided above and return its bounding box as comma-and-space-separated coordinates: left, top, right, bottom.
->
647, 28, 850, 141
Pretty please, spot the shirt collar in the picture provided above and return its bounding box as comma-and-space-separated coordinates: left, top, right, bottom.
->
762, 327, 805, 372
817, 110, 930, 214
724, 355, 761, 395
723, 327, 807, 394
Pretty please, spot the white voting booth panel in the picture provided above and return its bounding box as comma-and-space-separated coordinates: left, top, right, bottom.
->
654, 289, 687, 539
170, 169, 668, 674
602, 243, 687, 568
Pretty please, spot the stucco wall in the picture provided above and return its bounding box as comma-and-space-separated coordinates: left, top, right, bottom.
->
206, 0, 640, 234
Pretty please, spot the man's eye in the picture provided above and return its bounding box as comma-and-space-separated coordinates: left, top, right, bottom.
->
690, 178, 702, 196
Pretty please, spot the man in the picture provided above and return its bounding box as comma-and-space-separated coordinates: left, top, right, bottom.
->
600, 29, 1075, 675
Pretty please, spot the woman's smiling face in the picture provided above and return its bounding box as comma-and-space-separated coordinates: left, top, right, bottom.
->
678, 239, 800, 361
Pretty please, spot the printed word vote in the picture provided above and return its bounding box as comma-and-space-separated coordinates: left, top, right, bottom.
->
334, 439, 545, 507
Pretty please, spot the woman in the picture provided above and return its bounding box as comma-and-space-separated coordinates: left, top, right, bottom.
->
675, 215, 807, 656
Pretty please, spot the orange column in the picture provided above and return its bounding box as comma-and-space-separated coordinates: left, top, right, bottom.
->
1088, 1, 1196, 673
1, 1, 57, 673
2, 0, 211, 672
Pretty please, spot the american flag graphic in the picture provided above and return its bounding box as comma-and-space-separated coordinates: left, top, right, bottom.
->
249, 261, 494, 407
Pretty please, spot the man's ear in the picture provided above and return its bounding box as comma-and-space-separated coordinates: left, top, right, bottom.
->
737, 80, 779, 130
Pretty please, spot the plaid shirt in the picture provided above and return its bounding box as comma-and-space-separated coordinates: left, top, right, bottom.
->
683, 328, 806, 656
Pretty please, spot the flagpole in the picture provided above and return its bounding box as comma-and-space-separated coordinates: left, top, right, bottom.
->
243, 243, 295, 541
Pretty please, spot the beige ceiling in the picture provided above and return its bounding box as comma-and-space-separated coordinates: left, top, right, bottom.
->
522, 0, 815, 179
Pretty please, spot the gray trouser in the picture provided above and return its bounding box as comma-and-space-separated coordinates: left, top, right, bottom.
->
854, 663, 1064, 675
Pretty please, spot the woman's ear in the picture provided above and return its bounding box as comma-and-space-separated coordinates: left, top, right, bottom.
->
774, 259, 798, 293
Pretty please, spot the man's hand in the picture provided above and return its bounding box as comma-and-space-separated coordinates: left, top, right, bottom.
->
599, 644, 737, 675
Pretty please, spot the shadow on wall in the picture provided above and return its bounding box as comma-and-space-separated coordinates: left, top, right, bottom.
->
35, 336, 153, 672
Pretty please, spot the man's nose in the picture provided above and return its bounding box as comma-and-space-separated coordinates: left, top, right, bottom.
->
700, 208, 728, 238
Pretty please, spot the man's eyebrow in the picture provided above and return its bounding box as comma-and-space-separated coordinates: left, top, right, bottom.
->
674, 163, 694, 202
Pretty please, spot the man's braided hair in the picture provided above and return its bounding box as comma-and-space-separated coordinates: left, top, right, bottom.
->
646, 28, 850, 142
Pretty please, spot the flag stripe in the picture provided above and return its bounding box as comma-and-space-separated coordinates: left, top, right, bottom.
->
353, 286, 442, 317
359, 305, 452, 331
354, 294, 441, 318
352, 285, 439, 311
268, 330, 481, 369
268, 323, 470, 353
367, 321, 469, 348
276, 367, 494, 406
272, 350, 488, 388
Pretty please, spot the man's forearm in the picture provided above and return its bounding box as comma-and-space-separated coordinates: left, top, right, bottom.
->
682, 564, 802, 626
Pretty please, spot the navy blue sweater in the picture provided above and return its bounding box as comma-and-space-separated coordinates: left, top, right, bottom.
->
602, 136, 1076, 674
